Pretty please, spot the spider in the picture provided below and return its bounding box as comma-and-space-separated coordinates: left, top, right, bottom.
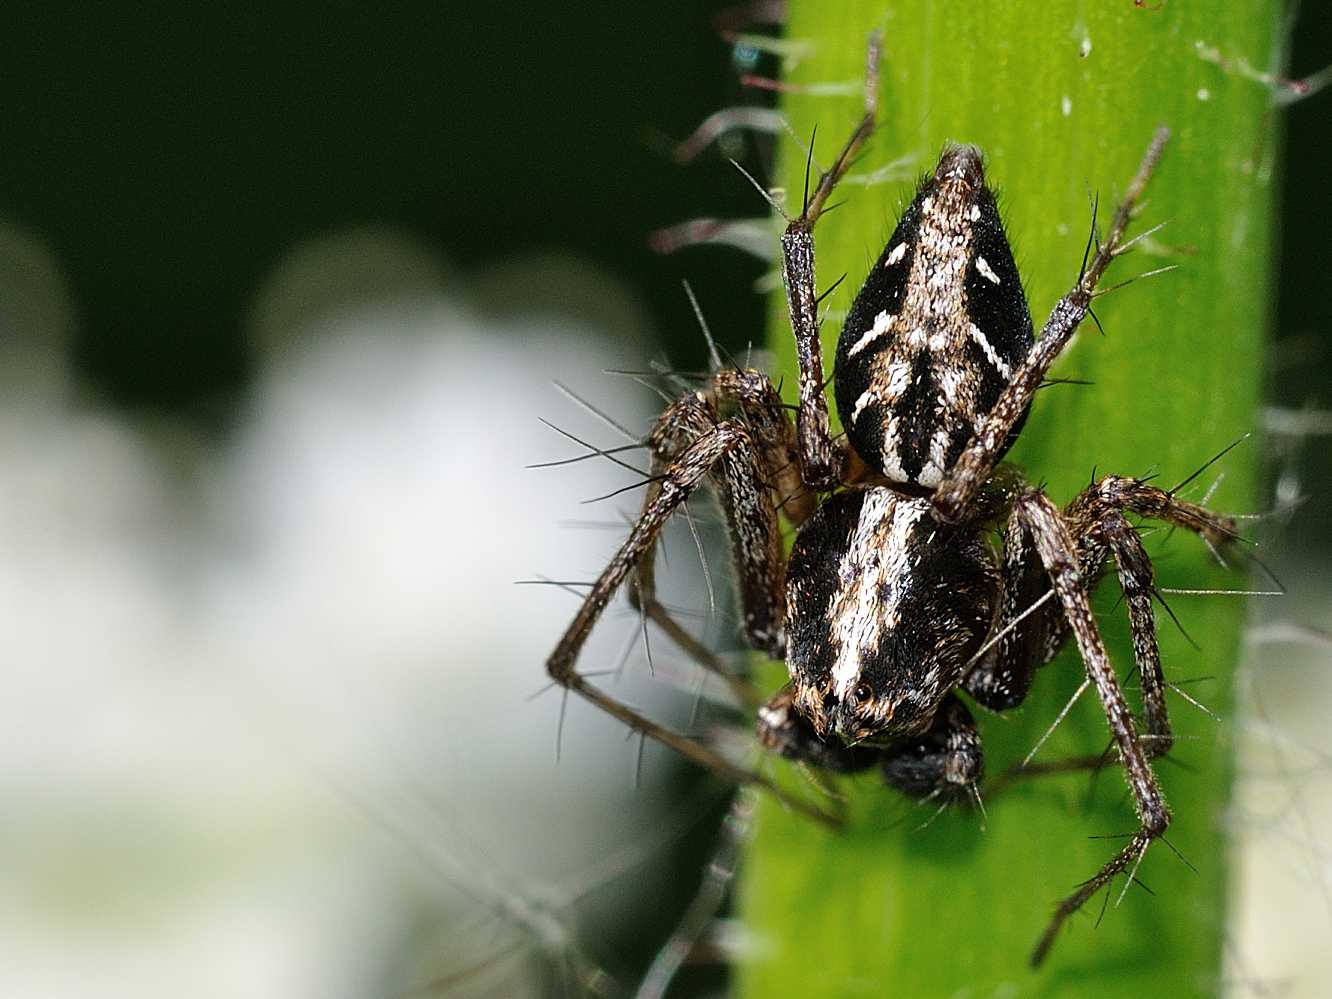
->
546, 41, 1239, 966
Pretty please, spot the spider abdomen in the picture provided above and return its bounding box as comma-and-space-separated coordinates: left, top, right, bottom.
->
785, 487, 995, 743
833, 145, 1034, 489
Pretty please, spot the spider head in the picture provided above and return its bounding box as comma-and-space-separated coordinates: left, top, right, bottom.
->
791, 631, 976, 746
789, 669, 905, 744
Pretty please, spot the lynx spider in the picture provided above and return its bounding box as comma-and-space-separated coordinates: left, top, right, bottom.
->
546, 37, 1239, 965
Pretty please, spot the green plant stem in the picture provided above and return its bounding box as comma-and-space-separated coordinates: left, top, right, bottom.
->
741, 4, 1279, 995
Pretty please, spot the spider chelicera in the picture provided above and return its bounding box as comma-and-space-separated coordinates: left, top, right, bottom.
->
545, 41, 1239, 965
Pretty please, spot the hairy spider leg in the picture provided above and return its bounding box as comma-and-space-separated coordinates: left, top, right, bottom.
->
779, 32, 881, 491
964, 490, 1069, 712
1063, 475, 1242, 753
1012, 490, 1168, 966
635, 789, 757, 999
546, 369, 837, 827
630, 367, 816, 655
1012, 479, 1239, 966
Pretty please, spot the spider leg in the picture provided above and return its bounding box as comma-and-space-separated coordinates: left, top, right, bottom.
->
635, 789, 757, 999
1067, 474, 1241, 556
968, 470, 1238, 717
547, 374, 838, 826
1011, 490, 1171, 967
879, 692, 984, 803
932, 127, 1172, 524
779, 33, 880, 491
1090, 509, 1175, 754
964, 507, 1065, 712
1060, 474, 1241, 751
759, 687, 986, 808
977, 472, 1238, 791
630, 369, 808, 674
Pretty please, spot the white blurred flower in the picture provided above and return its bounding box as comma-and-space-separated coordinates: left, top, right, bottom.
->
0, 228, 717, 998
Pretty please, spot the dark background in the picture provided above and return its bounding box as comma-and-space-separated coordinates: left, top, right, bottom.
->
1, 4, 1326, 429
0, 4, 769, 417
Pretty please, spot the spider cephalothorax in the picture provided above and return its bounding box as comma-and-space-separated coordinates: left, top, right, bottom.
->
545, 39, 1239, 967
785, 489, 995, 744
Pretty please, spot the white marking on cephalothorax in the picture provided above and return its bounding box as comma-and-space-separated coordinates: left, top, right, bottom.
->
976, 255, 1001, 285
885, 242, 907, 266
851, 388, 877, 424
968, 321, 1012, 378
827, 492, 928, 700
847, 309, 895, 357
968, 204, 981, 222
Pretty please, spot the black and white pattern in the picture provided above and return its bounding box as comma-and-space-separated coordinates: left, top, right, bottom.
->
785, 487, 994, 744
833, 145, 1032, 488
544, 47, 1219, 967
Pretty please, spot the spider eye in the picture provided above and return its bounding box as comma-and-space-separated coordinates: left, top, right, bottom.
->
853, 682, 873, 703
